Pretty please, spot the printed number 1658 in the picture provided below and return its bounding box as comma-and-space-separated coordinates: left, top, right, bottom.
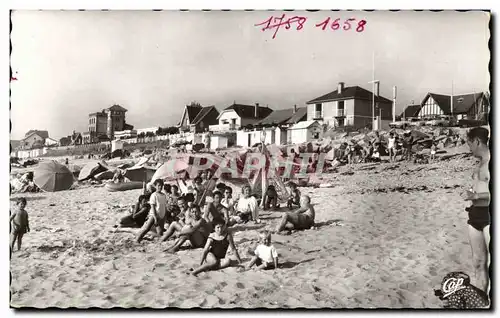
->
315, 18, 367, 32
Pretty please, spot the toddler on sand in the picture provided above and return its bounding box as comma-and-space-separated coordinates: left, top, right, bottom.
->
246, 231, 278, 270
10, 197, 30, 256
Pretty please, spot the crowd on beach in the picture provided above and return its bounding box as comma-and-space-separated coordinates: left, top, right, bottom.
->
9, 126, 490, 307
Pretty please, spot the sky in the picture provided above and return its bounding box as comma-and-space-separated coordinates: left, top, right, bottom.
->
10, 10, 490, 140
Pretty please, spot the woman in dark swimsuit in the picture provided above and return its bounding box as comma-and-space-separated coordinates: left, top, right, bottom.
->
191, 218, 242, 277
463, 127, 490, 296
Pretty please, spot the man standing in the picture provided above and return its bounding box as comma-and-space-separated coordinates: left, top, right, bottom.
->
462, 127, 490, 295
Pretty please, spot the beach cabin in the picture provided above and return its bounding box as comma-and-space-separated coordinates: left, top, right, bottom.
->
210, 135, 228, 150
289, 120, 323, 144
417, 92, 489, 120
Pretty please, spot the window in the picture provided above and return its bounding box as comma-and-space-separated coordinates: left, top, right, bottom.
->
312, 132, 320, 139
337, 118, 345, 127
314, 104, 322, 119
338, 101, 345, 109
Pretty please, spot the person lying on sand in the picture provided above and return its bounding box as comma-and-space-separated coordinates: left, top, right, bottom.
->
204, 191, 230, 228
234, 185, 261, 224
10, 197, 30, 257
189, 218, 242, 277
119, 194, 151, 228
276, 195, 315, 233
287, 182, 301, 210
245, 231, 278, 270
164, 204, 211, 253
463, 127, 491, 295
137, 179, 167, 243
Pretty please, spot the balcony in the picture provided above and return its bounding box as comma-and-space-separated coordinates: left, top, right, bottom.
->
209, 123, 239, 132
335, 109, 346, 117
312, 111, 323, 120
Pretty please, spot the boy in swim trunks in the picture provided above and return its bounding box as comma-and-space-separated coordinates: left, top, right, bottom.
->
246, 231, 278, 270
10, 197, 30, 256
276, 195, 315, 233
164, 204, 211, 253
462, 127, 490, 295
190, 218, 242, 277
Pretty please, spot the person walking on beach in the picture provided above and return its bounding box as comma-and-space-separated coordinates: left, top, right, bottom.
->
137, 179, 167, 243
10, 197, 30, 257
388, 132, 397, 162
190, 218, 242, 277
462, 127, 490, 295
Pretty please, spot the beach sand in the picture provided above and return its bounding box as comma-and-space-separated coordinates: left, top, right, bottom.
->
10, 148, 479, 308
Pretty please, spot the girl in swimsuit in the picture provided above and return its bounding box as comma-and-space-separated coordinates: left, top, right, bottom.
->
463, 127, 490, 295
190, 218, 242, 277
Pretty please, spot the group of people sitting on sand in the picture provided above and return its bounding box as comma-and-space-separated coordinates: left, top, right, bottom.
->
115, 171, 316, 276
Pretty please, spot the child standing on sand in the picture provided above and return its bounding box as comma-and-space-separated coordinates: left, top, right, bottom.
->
137, 179, 167, 243
10, 197, 30, 256
246, 231, 278, 270
430, 138, 437, 162
190, 218, 242, 277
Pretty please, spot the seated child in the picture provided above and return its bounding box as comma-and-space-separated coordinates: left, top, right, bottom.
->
164, 204, 211, 253
136, 179, 167, 243
287, 182, 301, 210
119, 194, 151, 228
246, 231, 278, 270
264, 185, 279, 210
10, 197, 30, 256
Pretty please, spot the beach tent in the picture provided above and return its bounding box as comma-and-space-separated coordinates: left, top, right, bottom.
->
151, 153, 223, 182
78, 160, 109, 181
34, 161, 74, 192
124, 166, 157, 182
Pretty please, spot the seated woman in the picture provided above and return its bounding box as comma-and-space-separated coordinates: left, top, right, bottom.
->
234, 185, 261, 224
190, 218, 242, 277
119, 194, 151, 228
276, 195, 315, 233
165, 204, 211, 253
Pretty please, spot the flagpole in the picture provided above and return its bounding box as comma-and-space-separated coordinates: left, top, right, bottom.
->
372, 52, 375, 128
451, 80, 454, 117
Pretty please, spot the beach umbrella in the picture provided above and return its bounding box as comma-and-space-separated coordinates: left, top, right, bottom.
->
34, 161, 74, 192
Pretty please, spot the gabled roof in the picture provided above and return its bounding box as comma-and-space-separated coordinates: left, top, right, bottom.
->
221, 104, 273, 120
186, 105, 202, 122
307, 85, 392, 104
191, 106, 219, 125
289, 120, 320, 130
400, 104, 422, 118
257, 107, 307, 126
108, 105, 128, 112
424, 92, 485, 114
25, 130, 49, 139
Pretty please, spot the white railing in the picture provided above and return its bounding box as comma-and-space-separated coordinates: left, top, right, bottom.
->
336, 109, 345, 117
313, 111, 323, 119
209, 123, 239, 132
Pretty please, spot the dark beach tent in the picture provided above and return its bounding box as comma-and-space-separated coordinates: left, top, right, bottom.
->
78, 161, 108, 181
124, 166, 157, 182
34, 161, 74, 192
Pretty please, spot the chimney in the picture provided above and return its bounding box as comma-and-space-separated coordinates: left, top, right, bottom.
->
293, 104, 297, 114
255, 103, 259, 117
338, 82, 345, 94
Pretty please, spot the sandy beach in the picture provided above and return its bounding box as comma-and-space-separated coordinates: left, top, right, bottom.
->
9, 145, 478, 308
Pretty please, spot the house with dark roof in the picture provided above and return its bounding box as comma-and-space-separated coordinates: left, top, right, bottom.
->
209, 103, 273, 132
178, 104, 220, 133
416, 92, 489, 120
20, 130, 50, 149
236, 105, 307, 147
399, 104, 422, 120
306, 82, 393, 129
